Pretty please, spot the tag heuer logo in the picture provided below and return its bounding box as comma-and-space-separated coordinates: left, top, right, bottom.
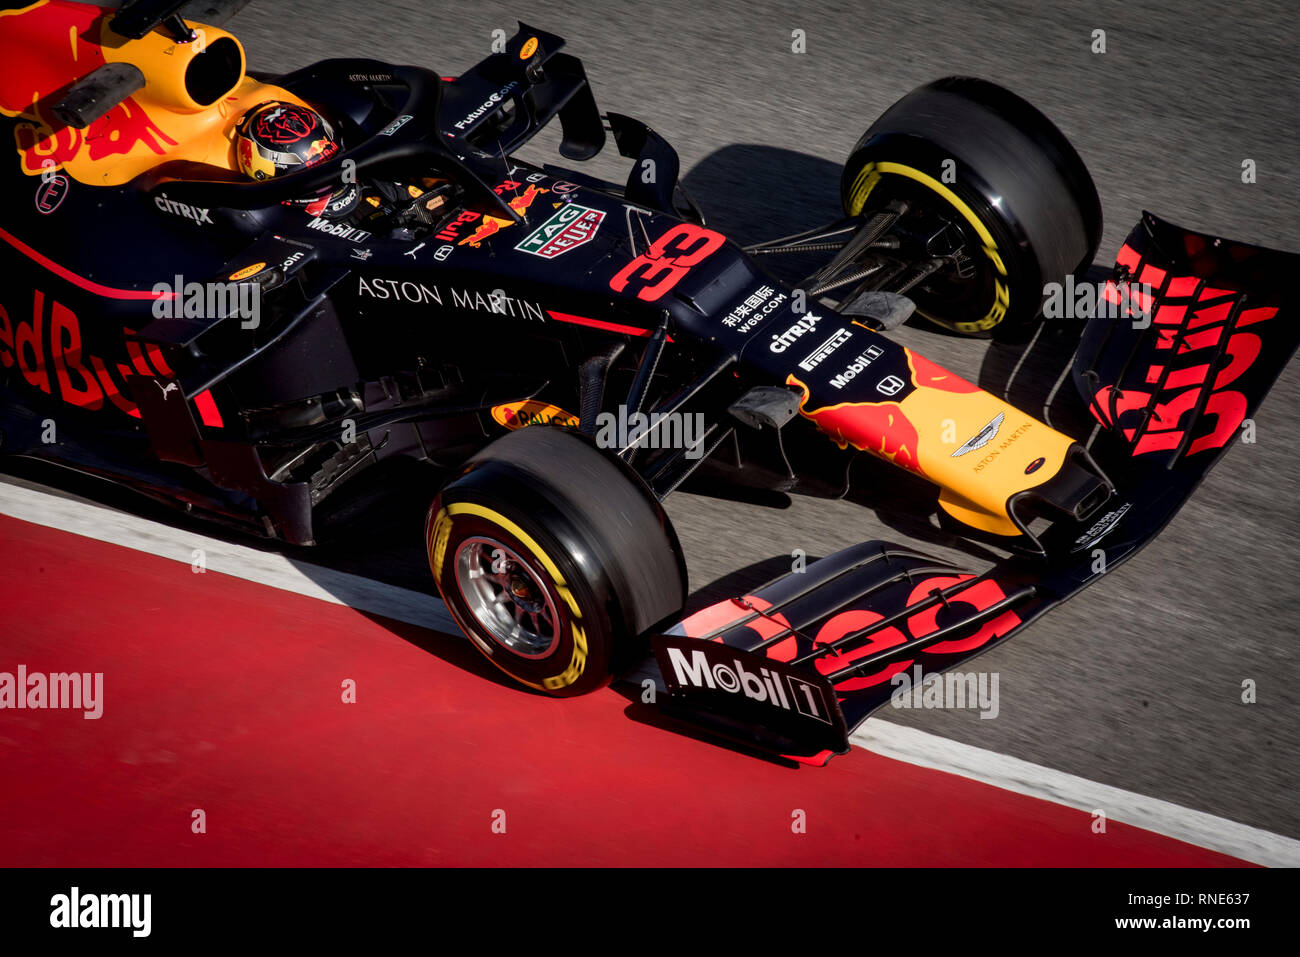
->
515, 204, 604, 258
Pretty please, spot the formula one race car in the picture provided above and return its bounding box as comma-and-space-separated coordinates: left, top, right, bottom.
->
3, 1, 1297, 764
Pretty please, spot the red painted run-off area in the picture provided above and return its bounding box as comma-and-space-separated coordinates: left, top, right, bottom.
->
0, 515, 1249, 866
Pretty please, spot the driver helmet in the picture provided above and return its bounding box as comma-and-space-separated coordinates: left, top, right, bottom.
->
235, 101, 357, 216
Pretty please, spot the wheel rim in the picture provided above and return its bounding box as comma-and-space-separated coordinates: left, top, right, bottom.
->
453, 536, 561, 659
861, 177, 1003, 330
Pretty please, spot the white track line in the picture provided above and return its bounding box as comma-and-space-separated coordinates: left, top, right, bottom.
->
850, 721, 1300, 867
2, 476, 1297, 867
0, 476, 457, 633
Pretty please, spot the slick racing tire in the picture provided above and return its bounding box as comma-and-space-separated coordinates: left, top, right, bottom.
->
841, 77, 1102, 336
426, 426, 687, 697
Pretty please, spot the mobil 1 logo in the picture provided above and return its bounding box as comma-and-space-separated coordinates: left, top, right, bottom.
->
652, 635, 845, 737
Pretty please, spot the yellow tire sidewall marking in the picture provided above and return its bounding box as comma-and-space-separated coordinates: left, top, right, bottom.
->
429, 501, 589, 691
848, 160, 1011, 332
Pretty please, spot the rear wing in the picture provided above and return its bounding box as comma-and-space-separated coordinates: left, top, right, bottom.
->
654, 213, 1300, 765
438, 23, 605, 160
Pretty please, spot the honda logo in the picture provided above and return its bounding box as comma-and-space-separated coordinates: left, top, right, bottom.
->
876, 375, 905, 396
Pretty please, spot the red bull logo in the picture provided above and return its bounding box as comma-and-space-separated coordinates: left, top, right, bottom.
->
458, 215, 512, 247
507, 183, 548, 215
787, 373, 924, 474
302, 137, 338, 164
12, 103, 177, 176
454, 183, 550, 246
1, 2, 179, 183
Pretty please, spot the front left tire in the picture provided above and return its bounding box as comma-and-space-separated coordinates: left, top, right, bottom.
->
426, 425, 687, 696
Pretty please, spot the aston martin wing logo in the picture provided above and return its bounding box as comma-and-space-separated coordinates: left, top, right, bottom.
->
951, 412, 1005, 457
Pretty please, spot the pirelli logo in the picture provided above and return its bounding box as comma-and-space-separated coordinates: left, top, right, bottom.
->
798, 327, 852, 372
515, 203, 605, 258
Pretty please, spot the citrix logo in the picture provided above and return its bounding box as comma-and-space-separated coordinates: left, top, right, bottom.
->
154, 192, 212, 225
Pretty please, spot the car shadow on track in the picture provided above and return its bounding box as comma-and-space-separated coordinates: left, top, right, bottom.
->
611, 688, 804, 769
351, 611, 532, 693
976, 263, 1114, 442
682, 144, 843, 287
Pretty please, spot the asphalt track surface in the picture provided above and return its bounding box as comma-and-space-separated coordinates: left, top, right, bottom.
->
2, 0, 1297, 851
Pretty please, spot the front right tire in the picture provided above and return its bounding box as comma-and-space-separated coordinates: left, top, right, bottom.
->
841, 77, 1103, 336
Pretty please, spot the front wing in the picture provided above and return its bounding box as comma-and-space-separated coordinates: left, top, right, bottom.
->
652, 213, 1300, 764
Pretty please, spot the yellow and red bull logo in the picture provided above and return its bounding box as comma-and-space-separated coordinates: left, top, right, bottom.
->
0, 1, 308, 187
788, 373, 923, 474
507, 182, 548, 215
445, 181, 551, 246
1, 3, 178, 184
458, 215, 512, 247
303, 137, 336, 163
790, 347, 1076, 537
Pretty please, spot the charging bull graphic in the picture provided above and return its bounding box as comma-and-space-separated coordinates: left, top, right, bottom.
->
784, 343, 1076, 536
456, 183, 551, 246
0, 2, 180, 184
